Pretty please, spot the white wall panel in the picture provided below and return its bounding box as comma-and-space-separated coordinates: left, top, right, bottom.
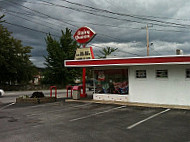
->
129, 65, 190, 106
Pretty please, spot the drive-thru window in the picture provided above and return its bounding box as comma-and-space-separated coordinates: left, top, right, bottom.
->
94, 68, 128, 94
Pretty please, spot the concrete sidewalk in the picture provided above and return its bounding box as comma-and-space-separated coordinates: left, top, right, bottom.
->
65, 98, 190, 110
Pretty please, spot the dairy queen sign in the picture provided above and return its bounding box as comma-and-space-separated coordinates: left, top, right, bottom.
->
73, 26, 96, 98
73, 26, 96, 44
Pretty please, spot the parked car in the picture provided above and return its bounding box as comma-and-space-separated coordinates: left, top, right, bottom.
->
0, 89, 5, 97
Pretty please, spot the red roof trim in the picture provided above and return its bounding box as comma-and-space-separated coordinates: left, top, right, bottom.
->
65, 55, 190, 67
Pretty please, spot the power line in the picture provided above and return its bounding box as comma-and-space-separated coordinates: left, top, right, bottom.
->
149, 45, 162, 55
3, 21, 60, 38
104, 0, 190, 22
2, 10, 61, 34
3, 1, 125, 41
0, 2, 64, 27
119, 49, 145, 56
120, 11, 190, 22
0, 2, 155, 57
24, 0, 99, 13
2, 5, 190, 34
1, 2, 144, 32
3, 20, 144, 57
58, 0, 190, 28
150, 28, 190, 33
1, 16, 152, 57
2, 5, 141, 30
22, 0, 190, 22
89, 44, 144, 56
1, 3, 186, 52
0, 7, 71, 31
4, 0, 78, 29
21, 0, 189, 29
5, 1, 190, 34
1, 9, 37, 17
2, 18, 134, 55
2, 0, 189, 57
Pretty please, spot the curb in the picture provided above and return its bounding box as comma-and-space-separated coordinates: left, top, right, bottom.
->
65, 99, 190, 110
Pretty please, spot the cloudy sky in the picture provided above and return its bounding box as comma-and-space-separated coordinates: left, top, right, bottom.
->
1, 0, 190, 67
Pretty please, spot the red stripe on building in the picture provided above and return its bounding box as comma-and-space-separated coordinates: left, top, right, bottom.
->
65, 56, 190, 67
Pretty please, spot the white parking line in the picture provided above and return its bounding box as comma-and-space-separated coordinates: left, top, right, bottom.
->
29, 102, 92, 109
26, 102, 93, 116
68, 103, 93, 108
70, 105, 126, 122
0, 102, 15, 110
127, 108, 171, 130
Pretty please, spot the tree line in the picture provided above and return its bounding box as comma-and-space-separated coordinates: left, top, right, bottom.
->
0, 15, 37, 85
0, 15, 81, 87
0, 14, 117, 88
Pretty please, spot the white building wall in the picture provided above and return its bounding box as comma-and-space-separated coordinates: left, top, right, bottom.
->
129, 64, 190, 106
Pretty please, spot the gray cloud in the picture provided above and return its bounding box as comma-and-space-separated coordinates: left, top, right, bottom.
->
1, 0, 190, 67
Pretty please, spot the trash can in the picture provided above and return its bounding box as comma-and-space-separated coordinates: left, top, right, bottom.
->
72, 86, 81, 100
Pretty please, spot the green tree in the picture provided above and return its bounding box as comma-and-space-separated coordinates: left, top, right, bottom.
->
43, 28, 80, 86
98, 46, 118, 58
0, 20, 37, 85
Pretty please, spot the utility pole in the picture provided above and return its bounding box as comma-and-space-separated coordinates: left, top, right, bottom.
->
142, 24, 153, 56
146, 24, 149, 56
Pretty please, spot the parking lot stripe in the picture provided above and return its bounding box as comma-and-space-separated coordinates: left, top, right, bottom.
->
0, 102, 15, 110
70, 105, 126, 122
26, 103, 93, 116
29, 102, 92, 109
127, 108, 171, 130
69, 103, 93, 108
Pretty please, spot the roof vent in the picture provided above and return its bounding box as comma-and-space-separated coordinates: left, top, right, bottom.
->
176, 49, 183, 55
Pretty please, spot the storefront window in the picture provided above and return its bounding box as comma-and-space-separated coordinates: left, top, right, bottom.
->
94, 69, 128, 94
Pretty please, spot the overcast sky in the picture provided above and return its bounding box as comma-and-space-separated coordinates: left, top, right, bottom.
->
1, 0, 190, 67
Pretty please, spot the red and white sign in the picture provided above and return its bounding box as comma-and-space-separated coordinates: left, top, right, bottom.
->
73, 26, 96, 44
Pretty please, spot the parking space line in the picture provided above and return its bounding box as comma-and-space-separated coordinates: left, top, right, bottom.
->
70, 105, 126, 122
29, 102, 61, 108
26, 103, 93, 116
0, 102, 15, 110
29, 102, 92, 108
127, 108, 171, 130
69, 103, 93, 108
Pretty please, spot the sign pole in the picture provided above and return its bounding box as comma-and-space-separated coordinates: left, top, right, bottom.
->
82, 44, 86, 97
73, 26, 96, 98
82, 68, 86, 97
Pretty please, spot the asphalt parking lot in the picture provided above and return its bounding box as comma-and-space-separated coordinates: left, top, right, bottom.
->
0, 100, 190, 142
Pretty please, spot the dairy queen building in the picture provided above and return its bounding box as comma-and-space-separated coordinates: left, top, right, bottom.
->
65, 55, 190, 108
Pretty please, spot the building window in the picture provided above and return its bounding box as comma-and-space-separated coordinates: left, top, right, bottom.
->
156, 70, 168, 78
186, 69, 190, 78
136, 70, 146, 78
94, 69, 128, 94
